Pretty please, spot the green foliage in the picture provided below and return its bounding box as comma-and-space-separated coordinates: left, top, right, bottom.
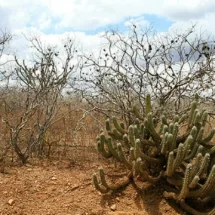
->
93, 94, 215, 215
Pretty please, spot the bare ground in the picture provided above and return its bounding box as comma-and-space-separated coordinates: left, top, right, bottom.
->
0, 158, 186, 215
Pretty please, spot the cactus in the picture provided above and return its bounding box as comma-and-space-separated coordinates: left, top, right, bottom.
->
93, 94, 215, 214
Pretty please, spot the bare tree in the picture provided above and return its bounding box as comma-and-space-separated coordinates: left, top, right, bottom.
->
0, 30, 12, 80
74, 25, 215, 125
2, 36, 77, 163
0, 30, 12, 164
0, 30, 11, 58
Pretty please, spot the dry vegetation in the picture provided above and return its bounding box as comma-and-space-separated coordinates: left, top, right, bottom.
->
1, 25, 215, 214
0, 99, 185, 215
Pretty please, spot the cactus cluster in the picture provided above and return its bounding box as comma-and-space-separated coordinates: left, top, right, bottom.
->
93, 95, 215, 215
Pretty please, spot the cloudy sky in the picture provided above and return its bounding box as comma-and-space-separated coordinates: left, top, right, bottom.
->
1, 0, 215, 57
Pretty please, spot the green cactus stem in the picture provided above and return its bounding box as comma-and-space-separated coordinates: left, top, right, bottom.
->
97, 134, 112, 158
136, 158, 162, 183
117, 143, 132, 169
188, 101, 197, 129
188, 165, 215, 199
93, 173, 109, 193
189, 175, 200, 189
177, 163, 193, 201
106, 119, 111, 132
113, 117, 126, 134
94, 168, 131, 191
94, 96, 215, 214
180, 200, 215, 215
145, 113, 161, 143
106, 138, 120, 161
145, 94, 152, 115
201, 128, 215, 146
195, 153, 210, 178
128, 125, 136, 146
166, 151, 174, 177
132, 106, 144, 120
135, 139, 161, 164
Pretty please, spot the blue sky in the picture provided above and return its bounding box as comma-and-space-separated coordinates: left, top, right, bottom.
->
1, 0, 215, 57
84, 14, 173, 35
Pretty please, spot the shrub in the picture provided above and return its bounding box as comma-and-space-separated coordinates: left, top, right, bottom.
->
93, 95, 215, 215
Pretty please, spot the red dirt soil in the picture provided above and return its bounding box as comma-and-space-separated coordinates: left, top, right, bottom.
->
0, 159, 185, 215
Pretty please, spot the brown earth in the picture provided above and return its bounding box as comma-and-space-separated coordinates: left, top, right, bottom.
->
0, 157, 186, 215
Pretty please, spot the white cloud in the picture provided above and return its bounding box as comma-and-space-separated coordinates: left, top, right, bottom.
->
0, 0, 164, 31
1, 0, 215, 62
1, 0, 215, 34
124, 17, 149, 28
163, 0, 215, 21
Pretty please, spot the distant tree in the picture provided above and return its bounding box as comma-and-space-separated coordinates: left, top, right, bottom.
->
0, 30, 12, 164
0, 30, 11, 58
2, 36, 77, 163
75, 25, 215, 125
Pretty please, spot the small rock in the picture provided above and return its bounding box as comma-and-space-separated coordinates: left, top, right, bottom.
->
8, 199, 15, 205
110, 204, 117, 211
116, 197, 120, 202
51, 177, 57, 180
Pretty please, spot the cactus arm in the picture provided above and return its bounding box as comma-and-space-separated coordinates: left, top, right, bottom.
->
185, 143, 199, 160
161, 133, 173, 155
117, 143, 132, 169
196, 153, 210, 177
132, 106, 144, 120
122, 134, 131, 149
208, 146, 215, 155
161, 114, 168, 125
201, 111, 208, 127
166, 176, 183, 186
183, 135, 193, 158
128, 125, 136, 146
112, 117, 126, 134
166, 151, 175, 177
97, 134, 112, 158
178, 114, 187, 124
105, 119, 111, 132
177, 163, 193, 201
189, 165, 215, 199
98, 168, 131, 190
106, 138, 120, 160
188, 101, 197, 129
196, 127, 204, 143
135, 139, 161, 164
170, 123, 179, 151
127, 147, 134, 159
189, 153, 203, 178
136, 158, 162, 183
146, 113, 162, 143
180, 200, 215, 215
93, 173, 109, 193
173, 143, 185, 171
145, 94, 152, 115
168, 123, 174, 133
201, 128, 215, 145
190, 126, 198, 141
189, 175, 200, 189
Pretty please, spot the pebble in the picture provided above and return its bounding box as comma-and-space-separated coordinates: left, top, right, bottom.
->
51, 177, 57, 180
8, 199, 15, 205
110, 204, 117, 211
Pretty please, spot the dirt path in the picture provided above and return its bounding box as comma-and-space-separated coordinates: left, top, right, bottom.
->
0, 159, 184, 215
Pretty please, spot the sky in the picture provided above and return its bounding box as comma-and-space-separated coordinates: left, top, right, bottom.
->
1, 0, 215, 57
